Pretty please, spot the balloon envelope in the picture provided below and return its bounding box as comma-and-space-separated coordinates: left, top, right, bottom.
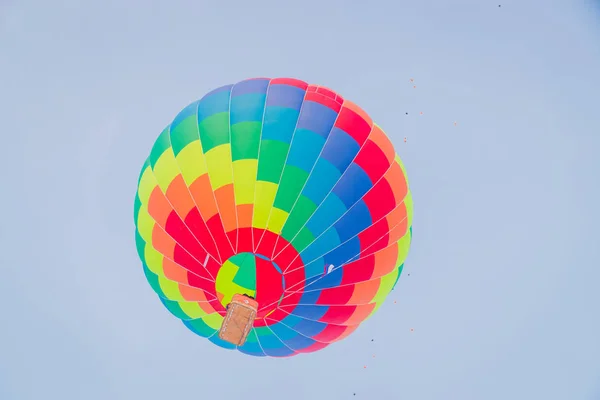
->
134, 77, 413, 357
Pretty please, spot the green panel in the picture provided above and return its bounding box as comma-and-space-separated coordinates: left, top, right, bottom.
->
281, 195, 317, 242
231, 253, 257, 289
161, 298, 188, 320
137, 158, 151, 186
273, 165, 309, 212
170, 116, 200, 156
391, 263, 403, 291
185, 318, 215, 337
149, 127, 172, 167
198, 112, 230, 152
135, 230, 146, 261
142, 264, 163, 297
257, 140, 289, 183
231, 121, 261, 161
133, 195, 142, 226
290, 226, 315, 253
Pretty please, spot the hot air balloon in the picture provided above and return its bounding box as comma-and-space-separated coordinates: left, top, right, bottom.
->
134, 77, 413, 357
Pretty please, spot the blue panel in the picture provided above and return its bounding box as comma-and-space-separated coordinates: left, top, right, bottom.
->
268, 322, 298, 340
308, 266, 344, 290
232, 78, 270, 96
297, 287, 321, 305
230, 93, 266, 124
305, 195, 347, 237
204, 84, 233, 97
289, 304, 329, 320
262, 344, 295, 357
266, 84, 306, 110
171, 100, 200, 130
302, 159, 341, 205
262, 107, 299, 143
320, 128, 361, 172
282, 332, 317, 350
300, 228, 340, 265
237, 338, 267, 356
303, 257, 325, 280
287, 316, 327, 337
286, 129, 325, 172
197, 88, 231, 121
332, 164, 373, 208
296, 102, 338, 139
333, 200, 373, 242
323, 236, 361, 268
253, 329, 289, 353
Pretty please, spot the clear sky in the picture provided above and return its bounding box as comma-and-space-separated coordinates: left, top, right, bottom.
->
1, 0, 599, 399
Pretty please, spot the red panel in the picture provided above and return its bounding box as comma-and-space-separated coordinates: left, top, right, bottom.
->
318, 305, 357, 324
297, 341, 329, 353
173, 245, 211, 281
254, 229, 277, 256
334, 107, 371, 145
184, 207, 220, 263
354, 140, 391, 182
316, 284, 354, 306
363, 179, 396, 221
270, 78, 308, 90
305, 91, 342, 113
340, 255, 376, 285
165, 212, 208, 267
186, 271, 214, 293
206, 214, 234, 260
236, 227, 253, 253
255, 257, 284, 318
311, 323, 347, 342
358, 218, 390, 256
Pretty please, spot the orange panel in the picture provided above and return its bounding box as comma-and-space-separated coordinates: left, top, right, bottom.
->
151, 225, 175, 259
347, 279, 381, 305
372, 243, 399, 278
147, 186, 173, 226
165, 174, 196, 218
369, 125, 395, 164
386, 163, 408, 204
236, 204, 253, 228
336, 324, 358, 341
162, 257, 189, 285
386, 201, 407, 228
342, 100, 372, 127
344, 303, 376, 326
388, 217, 409, 244
179, 285, 209, 302
188, 174, 218, 220
214, 184, 237, 233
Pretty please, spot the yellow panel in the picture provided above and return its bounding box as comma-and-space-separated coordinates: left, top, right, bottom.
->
404, 190, 414, 228
158, 276, 183, 301
232, 159, 258, 205
179, 301, 208, 319
395, 230, 412, 266
153, 149, 181, 192
202, 311, 224, 330
136, 207, 155, 243
252, 181, 277, 229
144, 246, 164, 276
137, 166, 156, 205
176, 140, 207, 186
267, 207, 289, 234
205, 144, 233, 189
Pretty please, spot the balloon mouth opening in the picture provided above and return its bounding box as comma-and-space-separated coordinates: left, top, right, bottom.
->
215, 252, 286, 318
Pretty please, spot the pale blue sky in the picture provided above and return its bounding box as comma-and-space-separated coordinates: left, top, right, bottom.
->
1, 1, 599, 399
